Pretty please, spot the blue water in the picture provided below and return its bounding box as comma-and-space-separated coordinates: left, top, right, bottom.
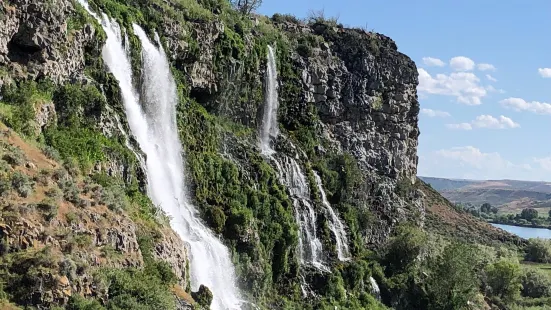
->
492, 223, 551, 239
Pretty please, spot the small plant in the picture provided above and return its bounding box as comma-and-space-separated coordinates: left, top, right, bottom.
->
34, 169, 52, 186
11, 171, 34, 198
371, 95, 383, 110
58, 178, 80, 204
65, 212, 78, 224
37, 198, 58, 221
63, 158, 80, 177
100, 185, 129, 212
78, 198, 91, 209
41, 145, 62, 162
45, 186, 63, 201
59, 258, 77, 280
1, 143, 26, 167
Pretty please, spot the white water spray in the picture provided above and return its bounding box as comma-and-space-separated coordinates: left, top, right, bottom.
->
259, 45, 279, 155
77, 2, 242, 309
313, 172, 350, 261
276, 156, 324, 267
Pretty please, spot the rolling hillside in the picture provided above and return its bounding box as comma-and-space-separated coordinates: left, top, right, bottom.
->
420, 176, 551, 214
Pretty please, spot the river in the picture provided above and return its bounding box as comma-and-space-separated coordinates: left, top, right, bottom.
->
491, 223, 551, 239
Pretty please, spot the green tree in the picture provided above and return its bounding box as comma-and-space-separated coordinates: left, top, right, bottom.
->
424, 242, 480, 310
484, 259, 522, 302
521, 208, 539, 221
481, 203, 492, 214
521, 268, 551, 298
231, 0, 262, 14
381, 225, 427, 275
525, 238, 551, 263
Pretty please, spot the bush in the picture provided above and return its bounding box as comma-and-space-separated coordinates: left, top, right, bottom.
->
381, 225, 427, 275
45, 186, 63, 201
192, 284, 213, 307
58, 178, 80, 204
11, 171, 34, 197
67, 295, 105, 310
525, 239, 551, 263
100, 185, 129, 212
424, 242, 480, 310
37, 198, 59, 221
41, 145, 63, 162
484, 259, 522, 302
99, 267, 178, 310
521, 268, 551, 298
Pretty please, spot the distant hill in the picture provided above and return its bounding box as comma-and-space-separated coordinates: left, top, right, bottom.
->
420, 176, 551, 213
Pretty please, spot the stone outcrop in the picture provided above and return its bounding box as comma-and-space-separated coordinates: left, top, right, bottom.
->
0, 0, 97, 83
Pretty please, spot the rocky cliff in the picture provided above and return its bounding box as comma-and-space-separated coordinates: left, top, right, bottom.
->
0, 0, 518, 309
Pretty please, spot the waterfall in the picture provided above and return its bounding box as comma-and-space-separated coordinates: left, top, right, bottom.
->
77, 2, 242, 309
276, 156, 324, 267
370, 277, 381, 300
313, 172, 350, 261
259, 45, 279, 155
259, 45, 326, 268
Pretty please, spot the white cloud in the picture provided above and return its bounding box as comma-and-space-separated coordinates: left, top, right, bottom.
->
435, 146, 513, 170
446, 115, 520, 130
421, 108, 450, 117
538, 68, 551, 78
446, 123, 472, 130
417, 68, 487, 105
534, 157, 551, 172
501, 97, 551, 115
417, 146, 534, 180
486, 74, 497, 82
477, 63, 496, 71
471, 115, 520, 129
422, 57, 446, 67
450, 56, 475, 71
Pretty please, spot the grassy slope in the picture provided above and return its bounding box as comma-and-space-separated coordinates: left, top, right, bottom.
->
417, 179, 526, 247
0, 122, 193, 309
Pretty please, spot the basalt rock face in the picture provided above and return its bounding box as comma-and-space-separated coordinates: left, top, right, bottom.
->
0, 0, 96, 84
282, 23, 423, 246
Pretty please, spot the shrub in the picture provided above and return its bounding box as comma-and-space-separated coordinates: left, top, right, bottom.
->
41, 145, 63, 162
207, 206, 227, 234
100, 185, 129, 212
381, 225, 426, 275
66, 212, 78, 224
192, 284, 213, 307
1, 144, 26, 167
37, 198, 59, 221
58, 178, 80, 204
423, 242, 479, 310
59, 258, 77, 280
99, 267, 177, 310
525, 239, 551, 263
271, 13, 301, 24
35, 169, 52, 186
67, 295, 105, 310
484, 259, 522, 302
521, 268, 551, 298
11, 171, 34, 197
45, 186, 63, 201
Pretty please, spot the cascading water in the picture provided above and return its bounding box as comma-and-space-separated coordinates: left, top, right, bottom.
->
276, 156, 324, 267
259, 45, 279, 155
260, 45, 325, 268
77, 2, 242, 309
313, 172, 350, 261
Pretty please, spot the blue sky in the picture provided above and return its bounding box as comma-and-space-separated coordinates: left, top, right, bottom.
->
259, 0, 551, 181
